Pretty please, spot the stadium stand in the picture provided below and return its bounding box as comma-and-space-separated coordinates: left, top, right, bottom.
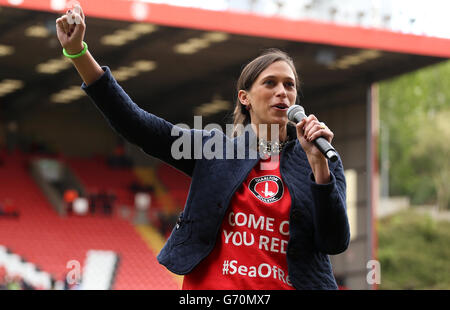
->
156, 163, 190, 212
66, 156, 136, 216
0, 150, 180, 289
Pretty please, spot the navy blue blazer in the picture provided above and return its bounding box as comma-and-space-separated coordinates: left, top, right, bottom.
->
82, 67, 350, 289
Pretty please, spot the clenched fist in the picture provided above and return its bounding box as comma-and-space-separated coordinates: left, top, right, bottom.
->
56, 4, 86, 55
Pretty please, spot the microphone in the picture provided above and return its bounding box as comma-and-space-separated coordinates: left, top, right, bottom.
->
287, 104, 338, 162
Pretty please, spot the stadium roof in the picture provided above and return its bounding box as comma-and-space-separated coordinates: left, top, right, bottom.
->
1, 0, 449, 125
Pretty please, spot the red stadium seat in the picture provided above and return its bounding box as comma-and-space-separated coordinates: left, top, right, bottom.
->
0, 151, 179, 289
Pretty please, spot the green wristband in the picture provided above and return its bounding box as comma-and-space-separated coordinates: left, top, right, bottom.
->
63, 41, 88, 59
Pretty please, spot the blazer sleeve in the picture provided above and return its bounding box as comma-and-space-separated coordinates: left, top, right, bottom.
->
81, 66, 195, 177
309, 157, 350, 255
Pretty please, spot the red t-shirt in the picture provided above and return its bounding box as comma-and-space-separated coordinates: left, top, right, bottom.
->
183, 155, 295, 290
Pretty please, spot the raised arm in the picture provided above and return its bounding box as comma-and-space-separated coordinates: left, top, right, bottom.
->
55, 4, 103, 86
55, 4, 197, 176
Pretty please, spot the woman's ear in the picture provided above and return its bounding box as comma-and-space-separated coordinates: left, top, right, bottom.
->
238, 90, 250, 108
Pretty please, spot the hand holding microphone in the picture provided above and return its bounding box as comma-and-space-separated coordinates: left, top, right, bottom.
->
287, 105, 338, 162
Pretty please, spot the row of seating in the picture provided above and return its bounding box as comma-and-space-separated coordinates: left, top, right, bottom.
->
0, 151, 180, 289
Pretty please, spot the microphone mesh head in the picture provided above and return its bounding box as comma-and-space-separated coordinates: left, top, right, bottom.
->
287, 105, 304, 122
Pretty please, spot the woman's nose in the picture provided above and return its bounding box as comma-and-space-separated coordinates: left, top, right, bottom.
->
275, 83, 287, 97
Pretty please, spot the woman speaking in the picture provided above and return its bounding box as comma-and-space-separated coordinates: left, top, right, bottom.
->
56, 4, 350, 290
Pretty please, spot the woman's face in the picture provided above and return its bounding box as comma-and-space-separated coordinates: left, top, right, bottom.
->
240, 60, 297, 130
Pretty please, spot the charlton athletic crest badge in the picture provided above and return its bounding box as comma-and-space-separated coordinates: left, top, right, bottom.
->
249, 175, 284, 204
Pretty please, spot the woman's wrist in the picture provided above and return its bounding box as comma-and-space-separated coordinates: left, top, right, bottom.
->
64, 43, 85, 55
308, 155, 330, 184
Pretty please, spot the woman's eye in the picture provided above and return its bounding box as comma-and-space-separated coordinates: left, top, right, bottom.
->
264, 80, 275, 86
285, 82, 295, 88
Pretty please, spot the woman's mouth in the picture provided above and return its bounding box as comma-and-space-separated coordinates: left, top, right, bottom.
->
272, 103, 289, 110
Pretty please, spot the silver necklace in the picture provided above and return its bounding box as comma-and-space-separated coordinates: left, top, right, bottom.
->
258, 139, 287, 159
